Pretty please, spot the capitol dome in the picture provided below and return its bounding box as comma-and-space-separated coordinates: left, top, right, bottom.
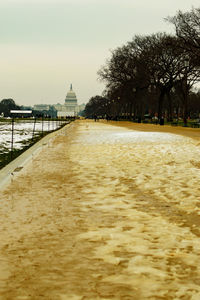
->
65, 84, 77, 103
54, 83, 81, 118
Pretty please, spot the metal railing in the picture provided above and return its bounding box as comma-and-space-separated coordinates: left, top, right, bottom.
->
0, 117, 70, 168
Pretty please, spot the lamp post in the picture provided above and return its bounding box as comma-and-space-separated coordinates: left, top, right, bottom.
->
132, 87, 137, 121
183, 56, 189, 126
111, 97, 119, 120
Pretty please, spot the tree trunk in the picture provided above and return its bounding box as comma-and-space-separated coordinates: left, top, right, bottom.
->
166, 92, 173, 121
158, 90, 165, 120
183, 94, 188, 126
129, 102, 133, 120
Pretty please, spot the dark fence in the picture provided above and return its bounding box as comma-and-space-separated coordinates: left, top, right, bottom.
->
0, 117, 71, 169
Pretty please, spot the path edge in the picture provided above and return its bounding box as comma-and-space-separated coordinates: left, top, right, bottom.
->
0, 122, 72, 191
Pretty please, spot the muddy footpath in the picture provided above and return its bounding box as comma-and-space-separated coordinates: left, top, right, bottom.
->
1, 120, 200, 300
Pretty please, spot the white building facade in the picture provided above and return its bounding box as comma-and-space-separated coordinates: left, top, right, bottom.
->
56, 84, 79, 118
33, 84, 85, 118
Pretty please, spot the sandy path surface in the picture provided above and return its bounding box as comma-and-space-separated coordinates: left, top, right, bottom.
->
1, 120, 200, 300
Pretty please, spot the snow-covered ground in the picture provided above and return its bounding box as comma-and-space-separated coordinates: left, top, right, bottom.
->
0, 120, 61, 154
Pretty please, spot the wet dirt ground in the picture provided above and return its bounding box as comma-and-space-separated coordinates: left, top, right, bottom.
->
1, 120, 200, 300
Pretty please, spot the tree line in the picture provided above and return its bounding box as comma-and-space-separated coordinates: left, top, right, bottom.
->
0, 99, 57, 118
85, 7, 200, 125
0, 99, 20, 117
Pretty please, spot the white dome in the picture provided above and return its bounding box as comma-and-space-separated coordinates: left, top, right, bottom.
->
66, 90, 77, 99
65, 84, 78, 103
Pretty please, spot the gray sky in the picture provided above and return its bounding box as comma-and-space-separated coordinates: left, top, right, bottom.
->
0, 0, 199, 106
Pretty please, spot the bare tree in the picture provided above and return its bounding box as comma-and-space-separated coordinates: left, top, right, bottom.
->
166, 7, 200, 64
84, 96, 109, 118
96, 17, 200, 122
98, 38, 151, 119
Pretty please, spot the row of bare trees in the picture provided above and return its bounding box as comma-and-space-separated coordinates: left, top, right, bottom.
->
85, 7, 200, 124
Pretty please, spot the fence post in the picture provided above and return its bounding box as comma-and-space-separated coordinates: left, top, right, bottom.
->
32, 117, 37, 140
42, 116, 44, 136
11, 117, 14, 160
48, 116, 50, 131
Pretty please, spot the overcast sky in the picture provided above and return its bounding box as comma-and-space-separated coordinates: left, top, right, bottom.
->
0, 0, 199, 106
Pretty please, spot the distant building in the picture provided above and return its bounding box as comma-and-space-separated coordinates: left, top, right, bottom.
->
55, 84, 85, 118
55, 84, 77, 117
33, 104, 50, 111
78, 103, 86, 114
32, 84, 85, 118
33, 104, 57, 118
65, 84, 78, 111
21, 105, 33, 111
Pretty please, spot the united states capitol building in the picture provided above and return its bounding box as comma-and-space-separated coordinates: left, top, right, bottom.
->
33, 84, 85, 117
54, 84, 85, 117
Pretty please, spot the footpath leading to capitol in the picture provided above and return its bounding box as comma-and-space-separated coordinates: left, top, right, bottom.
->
0, 120, 200, 300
